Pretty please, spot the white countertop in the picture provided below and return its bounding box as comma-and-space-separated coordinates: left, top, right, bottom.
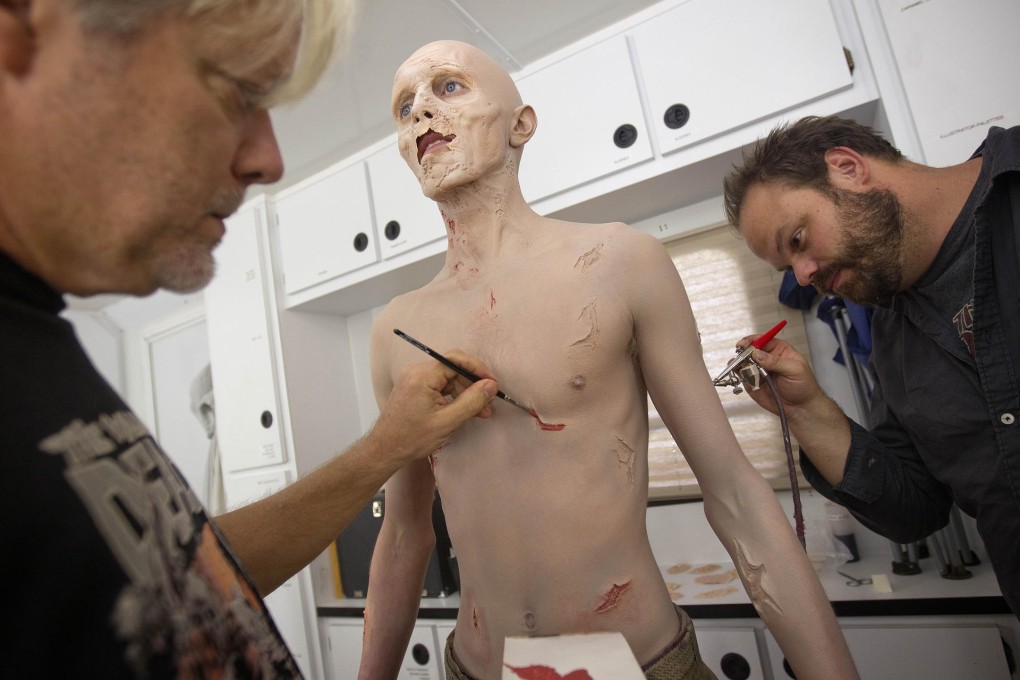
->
658, 553, 1004, 609
318, 553, 1006, 617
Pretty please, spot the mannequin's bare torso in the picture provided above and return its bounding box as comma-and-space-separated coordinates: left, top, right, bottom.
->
372, 219, 680, 677
364, 39, 858, 680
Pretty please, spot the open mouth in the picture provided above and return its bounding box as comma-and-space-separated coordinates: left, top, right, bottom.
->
416, 129, 456, 163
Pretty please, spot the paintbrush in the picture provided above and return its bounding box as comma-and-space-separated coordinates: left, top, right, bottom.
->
393, 329, 565, 430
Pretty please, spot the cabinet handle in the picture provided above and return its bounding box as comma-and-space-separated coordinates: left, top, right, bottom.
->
720, 652, 751, 680
353, 232, 369, 252
613, 123, 639, 149
411, 643, 430, 666
664, 103, 691, 130
384, 220, 401, 241
260, 411, 273, 429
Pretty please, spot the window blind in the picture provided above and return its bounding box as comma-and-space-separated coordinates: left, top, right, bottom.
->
648, 224, 811, 499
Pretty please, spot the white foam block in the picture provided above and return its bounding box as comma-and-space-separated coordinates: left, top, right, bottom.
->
871, 573, 893, 593
502, 631, 645, 680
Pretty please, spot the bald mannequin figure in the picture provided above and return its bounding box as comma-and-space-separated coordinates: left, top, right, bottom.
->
361, 41, 858, 680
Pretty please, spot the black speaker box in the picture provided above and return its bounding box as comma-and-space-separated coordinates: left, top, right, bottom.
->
335, 491, 458, 599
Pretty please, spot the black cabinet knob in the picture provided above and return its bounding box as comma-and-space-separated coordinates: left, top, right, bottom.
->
353, 232, 369, 252
260, 411, 273, 429
613, 123, 639, 149
384, 220, 401, 241
664, 103, 690, 130
720, 652, 751, 680
411, 643, 430, 665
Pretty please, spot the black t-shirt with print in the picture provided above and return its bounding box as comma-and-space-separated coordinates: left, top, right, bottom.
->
0, 252, 301, 678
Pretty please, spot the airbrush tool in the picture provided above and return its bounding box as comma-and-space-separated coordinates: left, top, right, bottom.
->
394, 329, 565, 431
713, 319, 787, 394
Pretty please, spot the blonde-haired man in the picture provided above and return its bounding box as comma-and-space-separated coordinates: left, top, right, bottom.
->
0, 2, 497, 676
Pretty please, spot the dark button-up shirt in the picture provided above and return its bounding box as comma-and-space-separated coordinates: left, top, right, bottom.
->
801, 126, 1020, 617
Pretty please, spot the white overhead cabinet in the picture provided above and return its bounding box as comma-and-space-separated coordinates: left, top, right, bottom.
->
204, 202, 286, 472
365, 143, 446, 260
517, 35, 653, 203
632, 0, 853, 155
876, 0, 1020, 166
275, 162, 378, 295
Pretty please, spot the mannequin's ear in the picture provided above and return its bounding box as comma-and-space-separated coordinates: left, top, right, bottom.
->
824, 146, 871, 190
509, 104, 537, 148
0, 0, 35, 77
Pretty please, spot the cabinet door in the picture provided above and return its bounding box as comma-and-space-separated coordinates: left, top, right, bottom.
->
765, 624, 1011, 679
323, 620, 364, 678
321, 620, 441, 679
204, 205, 286, 472
516, 35, 653, 203
632, 0, 852, 155
877, 0, 1020, 166
366, 143, 446, 260
275, 162, 378, 294
398, 623, 443, 680
694, 627, 765, 680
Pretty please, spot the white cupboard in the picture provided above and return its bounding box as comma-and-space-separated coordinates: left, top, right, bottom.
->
322, 619, 447, 679
365, 142, 446, 260
632, 0, 853, 155
517, 35, 653, 203
275, 162, 378, 295
695, 627, 766, 680
204, 203, 287, 472
204, 200, 326, 678
766, 621, 1012, 679
875, 0, 1020, 167
322, 619, 363, 678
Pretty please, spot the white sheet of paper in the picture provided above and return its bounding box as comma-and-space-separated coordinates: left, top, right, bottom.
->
501, 631, 645, 680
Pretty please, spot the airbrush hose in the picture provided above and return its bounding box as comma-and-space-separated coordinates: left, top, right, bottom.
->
714, 321, 805, 550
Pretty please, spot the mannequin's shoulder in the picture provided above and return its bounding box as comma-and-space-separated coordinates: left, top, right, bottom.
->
537, 221, 665, 278
549, 219, 658, 253
580, 221, 668, 264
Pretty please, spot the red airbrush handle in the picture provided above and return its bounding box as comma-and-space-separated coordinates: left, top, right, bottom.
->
751, 319, 788, 349
713, 319, 787, 384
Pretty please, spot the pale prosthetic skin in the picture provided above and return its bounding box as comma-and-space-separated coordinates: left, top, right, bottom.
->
361, 40, 858, 680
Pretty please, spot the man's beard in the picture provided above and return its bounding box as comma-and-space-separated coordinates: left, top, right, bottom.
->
815, 186, 905, 306
155, 244, 216, 294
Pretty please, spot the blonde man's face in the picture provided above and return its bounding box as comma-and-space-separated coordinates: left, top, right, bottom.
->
0, 2, 294, 295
